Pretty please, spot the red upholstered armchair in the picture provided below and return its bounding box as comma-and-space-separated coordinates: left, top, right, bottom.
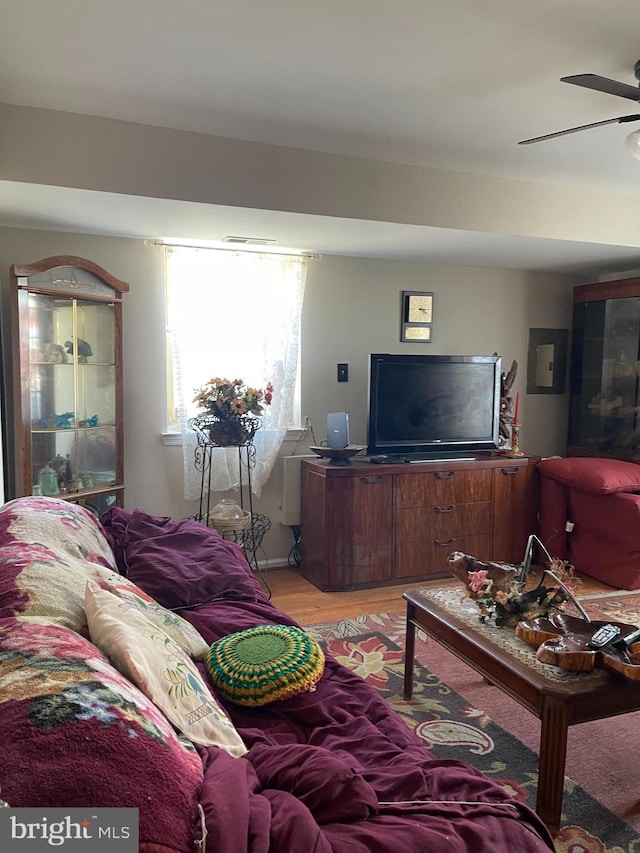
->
537, 457, 640, 590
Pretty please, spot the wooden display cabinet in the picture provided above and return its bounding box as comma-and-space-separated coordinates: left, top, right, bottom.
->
10, 256, 129, 514
569, 277, 640, 461
300, 455, 539, 591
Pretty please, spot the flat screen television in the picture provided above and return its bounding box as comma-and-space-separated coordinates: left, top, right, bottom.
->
367, 353, 502, 460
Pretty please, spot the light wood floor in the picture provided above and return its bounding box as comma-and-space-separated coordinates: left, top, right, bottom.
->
266, 566, 616, 625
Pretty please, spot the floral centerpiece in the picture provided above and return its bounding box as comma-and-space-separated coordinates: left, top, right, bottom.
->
193, 377, 273, 418
448, 550, 578, 628
191, 377, 274, 446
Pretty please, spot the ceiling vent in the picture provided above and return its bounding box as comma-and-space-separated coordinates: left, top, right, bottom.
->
222, 236, 276, 245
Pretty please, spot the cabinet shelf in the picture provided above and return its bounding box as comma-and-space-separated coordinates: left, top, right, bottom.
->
32, 425, 116, 434
29, 361, 116, 367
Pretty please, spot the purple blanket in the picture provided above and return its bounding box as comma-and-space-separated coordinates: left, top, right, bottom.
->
101, 507, 554, 852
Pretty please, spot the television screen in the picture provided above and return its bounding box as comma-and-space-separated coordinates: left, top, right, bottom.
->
367, 353, 501, 459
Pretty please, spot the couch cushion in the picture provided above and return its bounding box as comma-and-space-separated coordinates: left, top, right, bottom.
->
205, 625, 325, 706
537, 457, 640, 494
567, 490, 640, 590
0, 616, 203, 852
537, 474, 569, 560
0, 496, 119, 631
100, 507, 264, 609
85, 580, 247, 755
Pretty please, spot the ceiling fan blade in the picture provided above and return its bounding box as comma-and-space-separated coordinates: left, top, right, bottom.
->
518, 114, 640, 145
561, 73, 640, 102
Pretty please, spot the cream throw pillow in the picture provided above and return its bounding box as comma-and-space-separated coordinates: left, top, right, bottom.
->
85, 580, 247, 757
90, 568, 209, 660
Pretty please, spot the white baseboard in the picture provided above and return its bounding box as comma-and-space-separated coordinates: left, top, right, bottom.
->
254, 556, 293, 570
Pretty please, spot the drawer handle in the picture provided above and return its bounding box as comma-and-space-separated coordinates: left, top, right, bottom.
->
434, 538, 455, 547
501, 467, 520, 476
435, 471, 455, 480
360, 476, 383, 485
435, 505, 455, 513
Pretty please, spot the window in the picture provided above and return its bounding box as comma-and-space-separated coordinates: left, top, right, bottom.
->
165, 247, 308, 498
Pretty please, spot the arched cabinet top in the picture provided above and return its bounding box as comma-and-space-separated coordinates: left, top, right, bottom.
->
10, 255, 129, 295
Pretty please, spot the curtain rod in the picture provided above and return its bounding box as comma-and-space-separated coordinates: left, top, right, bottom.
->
145, 240, 319, 260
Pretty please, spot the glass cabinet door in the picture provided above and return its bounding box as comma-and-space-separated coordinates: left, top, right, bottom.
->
11, 257, 128, 513
569, 296, 640, 458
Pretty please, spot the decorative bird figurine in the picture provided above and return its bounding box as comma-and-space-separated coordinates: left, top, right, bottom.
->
65, 338, 93, 362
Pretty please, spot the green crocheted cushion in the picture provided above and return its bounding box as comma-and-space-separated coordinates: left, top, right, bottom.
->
205, 624, 325, 707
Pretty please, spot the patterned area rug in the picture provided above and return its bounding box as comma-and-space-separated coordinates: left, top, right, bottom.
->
305, 594, 640, 853
579, 589, 640, 624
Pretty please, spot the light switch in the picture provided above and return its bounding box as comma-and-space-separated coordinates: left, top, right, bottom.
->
337, 363, 348, 382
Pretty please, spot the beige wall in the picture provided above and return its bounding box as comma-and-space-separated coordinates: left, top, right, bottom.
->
2, 103, 640, 250
0, 225, 579, 565
302, 256, 578, 458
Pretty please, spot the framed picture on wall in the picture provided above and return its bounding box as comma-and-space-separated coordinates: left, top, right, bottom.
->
401, 291, 433, 342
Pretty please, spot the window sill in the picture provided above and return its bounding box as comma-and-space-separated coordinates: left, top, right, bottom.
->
162, 432, 183, 446
162, 426, 306, 446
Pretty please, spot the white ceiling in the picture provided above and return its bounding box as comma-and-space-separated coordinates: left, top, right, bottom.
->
3, 0, 640, 275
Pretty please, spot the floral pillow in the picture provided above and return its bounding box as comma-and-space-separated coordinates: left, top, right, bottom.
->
0, 616, 204, 852
85, 580, 247, 756
91, 571, 209, 660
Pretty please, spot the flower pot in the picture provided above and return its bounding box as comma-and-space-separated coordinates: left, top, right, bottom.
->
189, 413, 261, 447
206, 417, 258, 447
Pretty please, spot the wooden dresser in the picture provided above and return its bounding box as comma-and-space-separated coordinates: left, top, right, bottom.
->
300, 455, 539, 591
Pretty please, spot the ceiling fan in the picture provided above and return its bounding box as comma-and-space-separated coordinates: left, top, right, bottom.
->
518, 60, 640, 145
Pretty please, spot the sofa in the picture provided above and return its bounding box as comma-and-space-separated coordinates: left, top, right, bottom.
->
0, 496, 553, 852
537, 456, 640, 590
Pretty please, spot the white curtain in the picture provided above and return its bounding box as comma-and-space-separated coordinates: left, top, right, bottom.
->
167, 247, 308, 499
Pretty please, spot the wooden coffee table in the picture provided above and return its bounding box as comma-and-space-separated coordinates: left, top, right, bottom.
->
403, 586, 640, 833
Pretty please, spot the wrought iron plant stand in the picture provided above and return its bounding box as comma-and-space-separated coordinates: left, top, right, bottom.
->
189, 413, 272, 596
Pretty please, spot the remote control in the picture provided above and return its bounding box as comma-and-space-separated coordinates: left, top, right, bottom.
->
588, 623, 621, 649
613, 628, 640, 651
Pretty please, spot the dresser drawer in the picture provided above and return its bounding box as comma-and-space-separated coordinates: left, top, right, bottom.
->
395, 501, 492, 540
395, 468, 493, 507
395, 533, 493, 579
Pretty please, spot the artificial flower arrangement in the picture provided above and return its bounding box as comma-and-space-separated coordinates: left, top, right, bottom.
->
193, 377, 274, 419
448, 548, 580, 628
